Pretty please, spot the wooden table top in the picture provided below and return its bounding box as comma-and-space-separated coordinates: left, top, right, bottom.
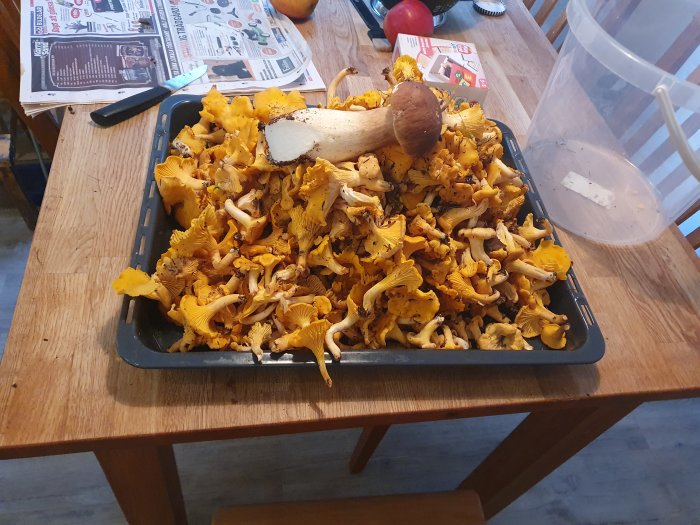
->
1, 0, 698, 457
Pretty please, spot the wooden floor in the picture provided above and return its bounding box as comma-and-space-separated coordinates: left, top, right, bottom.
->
1, 205, 699, 525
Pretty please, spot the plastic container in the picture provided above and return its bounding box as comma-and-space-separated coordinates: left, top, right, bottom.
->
524, 0, 700, 245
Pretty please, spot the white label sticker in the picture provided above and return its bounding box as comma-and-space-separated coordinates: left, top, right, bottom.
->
561, 171, 614, 208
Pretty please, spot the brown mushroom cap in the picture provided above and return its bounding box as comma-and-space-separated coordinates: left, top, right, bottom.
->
390, 81, 443, 157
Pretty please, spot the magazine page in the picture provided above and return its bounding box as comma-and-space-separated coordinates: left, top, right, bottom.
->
19, 0, 320, 111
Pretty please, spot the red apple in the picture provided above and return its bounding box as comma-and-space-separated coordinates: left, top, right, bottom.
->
384, 0, 434, 46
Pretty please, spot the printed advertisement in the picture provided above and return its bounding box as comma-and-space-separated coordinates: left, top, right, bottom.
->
20, 0, 323, 115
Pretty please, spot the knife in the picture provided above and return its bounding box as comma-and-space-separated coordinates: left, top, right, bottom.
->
90, 65, 208, 127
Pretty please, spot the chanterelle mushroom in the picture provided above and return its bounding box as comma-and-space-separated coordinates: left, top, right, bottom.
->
540, 323, 570, 349
438, 201, 489, 235
112, 267, 170, 307
243, 322, 272, 362
275, 319, 334, 387
179, 293, 244, 337
515, 298, 568, 338
224, 199, 267, 242
325, 297, 360, 360
530, 240, 572, 280
519, 213, 553, 243
506, 259, 557, 284
307, 237, 348, 275
361, 261, 423, 314
363, 215, 406, 260
407, 315, 445, 349
458, 227, 497, 265
264, 81, 442, 163
280, 303, 318, 329
477, 323, 531, 351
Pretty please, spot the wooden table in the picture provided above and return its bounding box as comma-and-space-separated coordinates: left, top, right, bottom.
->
1, 2, 699, 524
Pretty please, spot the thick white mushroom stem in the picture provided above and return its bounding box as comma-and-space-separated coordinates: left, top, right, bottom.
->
265, 107, 395, 164
324, 298, 360, 360
407, 315, 445, 349
326, 67, 358, 107
264, 81, 442, 164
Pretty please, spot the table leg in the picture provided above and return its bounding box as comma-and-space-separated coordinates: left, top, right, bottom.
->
95, 444, 187, 525
458, 401, 639, 519
349, 425, 390, 474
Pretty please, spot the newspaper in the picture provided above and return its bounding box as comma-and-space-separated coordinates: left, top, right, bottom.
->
20, 0, 325, 115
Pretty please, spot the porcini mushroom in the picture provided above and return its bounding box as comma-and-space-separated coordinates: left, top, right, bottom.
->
264, 81, 442, 163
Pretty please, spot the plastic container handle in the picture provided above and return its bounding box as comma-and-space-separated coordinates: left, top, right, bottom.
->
654, 85, 700, 183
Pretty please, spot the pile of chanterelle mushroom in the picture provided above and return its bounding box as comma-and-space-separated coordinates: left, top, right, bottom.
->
114, 56, 573, 386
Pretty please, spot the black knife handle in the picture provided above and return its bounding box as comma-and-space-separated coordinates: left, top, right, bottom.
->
90, 85, 171, 127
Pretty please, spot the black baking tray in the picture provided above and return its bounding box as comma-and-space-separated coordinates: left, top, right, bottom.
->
116, 95, 605, 368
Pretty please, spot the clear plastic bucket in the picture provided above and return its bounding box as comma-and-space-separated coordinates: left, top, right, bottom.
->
523, 0, 700, 245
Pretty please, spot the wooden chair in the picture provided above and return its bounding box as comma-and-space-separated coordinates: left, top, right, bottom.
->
523, 0, 569, 48
212, 490, 484, 525
0, 0, 60, 157
0, 0, 58, 228
677, 201, 700, 250
0, 133, 40, 229
522, 1, 647, 51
